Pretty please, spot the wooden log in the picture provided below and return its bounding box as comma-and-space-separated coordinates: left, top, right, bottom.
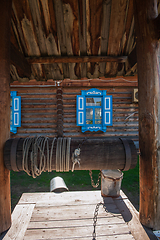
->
134, 0, 160, 230
4, 137, 137, 172
27, 55, 127, 64
0, 0, 12, 234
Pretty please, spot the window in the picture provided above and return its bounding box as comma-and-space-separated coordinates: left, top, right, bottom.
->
77, 88, 112, 132
10, 91, 21, 134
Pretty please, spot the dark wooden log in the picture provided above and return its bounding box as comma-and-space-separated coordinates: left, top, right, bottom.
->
134, 0, 160, 230
4, 137, 137, 172
0, 0, 12, 234
27, 55, 127, 64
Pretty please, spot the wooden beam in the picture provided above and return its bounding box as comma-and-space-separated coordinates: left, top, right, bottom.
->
10, 43, 31, 78
134, 0, 160, 230
0, 0, 12, 234
26, 55, 127, 64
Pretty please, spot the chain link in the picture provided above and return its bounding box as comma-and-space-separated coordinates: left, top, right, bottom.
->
89, 170, 101, 188
92, 202, 108, 240
92, 202, 122, 239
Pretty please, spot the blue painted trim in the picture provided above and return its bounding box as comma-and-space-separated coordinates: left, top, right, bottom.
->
76, 88, 113, 133
10, 91, 21, 134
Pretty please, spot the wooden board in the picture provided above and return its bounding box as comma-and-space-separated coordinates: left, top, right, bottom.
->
3, 190, 151, 240
3, 204, 35, 240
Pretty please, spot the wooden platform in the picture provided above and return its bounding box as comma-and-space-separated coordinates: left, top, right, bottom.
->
3, 191, 152, 240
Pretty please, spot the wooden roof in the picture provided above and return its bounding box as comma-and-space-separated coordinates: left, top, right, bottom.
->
10, 0, 138, 82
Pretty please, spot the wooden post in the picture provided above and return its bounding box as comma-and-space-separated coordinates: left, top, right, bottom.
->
134, 0, 160, 230
0, 0, 12, 234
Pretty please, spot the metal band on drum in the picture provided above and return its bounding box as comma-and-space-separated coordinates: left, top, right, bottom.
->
10, 138, 20, 172
119, 138, 132, 171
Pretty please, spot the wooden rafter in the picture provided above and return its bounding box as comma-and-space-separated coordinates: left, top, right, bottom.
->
26, 55, 127, 64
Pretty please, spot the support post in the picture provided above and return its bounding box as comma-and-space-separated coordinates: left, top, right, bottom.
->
134, 0, 160, 230
0, 0, 12, 234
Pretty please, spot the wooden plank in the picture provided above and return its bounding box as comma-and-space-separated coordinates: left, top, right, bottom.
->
18, 191, 105, 205
77, 0, 87, 78
53, 0, 69, 78
114, 196, 150, 240
122, 0, 134, 54
134, 0, 160, 230
31, 205, 120, 222
0, 0, 12, 234
62, 0, 79, 80
99, 0, 111, 77
106, 0, 129, 76
24, 234, 134, 240
88, 0, 103, 77
3, 204, 35, 240
24, 225, 133, 239
28, 217, 124, 229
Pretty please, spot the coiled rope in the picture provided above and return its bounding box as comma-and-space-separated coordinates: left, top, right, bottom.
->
22, 136, 71, 178
56, 137, 71, 172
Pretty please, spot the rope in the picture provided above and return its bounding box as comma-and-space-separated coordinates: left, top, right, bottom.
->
56, 137, 71, 172
22, 137, 71, 177
22, 136, 56, 178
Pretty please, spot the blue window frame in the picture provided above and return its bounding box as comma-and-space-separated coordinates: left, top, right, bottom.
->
10, 91, 21, 134
77, 88, 112, 132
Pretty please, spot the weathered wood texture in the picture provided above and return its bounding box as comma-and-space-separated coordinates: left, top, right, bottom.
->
10, 79, 138, 145
4, 137, 137, 172
10, 0, 136, 81
3, 191, 150, 240
134, 0, 160, 230
4, 191, 149, 240
27, 55, 127, 64
0, 0, 12, 234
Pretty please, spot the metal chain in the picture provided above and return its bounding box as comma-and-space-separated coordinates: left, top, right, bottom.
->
89, 170, 101, 188
92, 202, 107, 240
92, 202, 122, 240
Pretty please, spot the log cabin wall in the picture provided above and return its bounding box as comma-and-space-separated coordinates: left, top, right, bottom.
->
10, 78, 138, 146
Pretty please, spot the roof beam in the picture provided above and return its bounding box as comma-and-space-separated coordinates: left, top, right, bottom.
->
10, 43, 31, 78
26, 55, 127, 64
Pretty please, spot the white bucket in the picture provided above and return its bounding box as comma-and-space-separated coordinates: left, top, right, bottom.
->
50, 176, 69, 193
101, 169, 123, 197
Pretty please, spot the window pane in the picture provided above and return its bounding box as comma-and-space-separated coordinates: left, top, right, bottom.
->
95, 120, 101, 124
86, 108, 93, 119
86, 108, 93, 124
86, 120, 93, 124
95, 108, 101, 119
86, 97, 101, 106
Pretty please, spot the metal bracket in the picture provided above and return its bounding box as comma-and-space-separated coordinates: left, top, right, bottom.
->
71, 148, 81, 172
10, 138, 20, 172
119, 138, 132, 171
